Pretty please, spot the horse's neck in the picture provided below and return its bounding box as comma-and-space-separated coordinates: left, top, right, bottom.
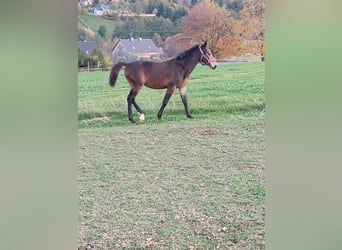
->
182, 50, 200, 75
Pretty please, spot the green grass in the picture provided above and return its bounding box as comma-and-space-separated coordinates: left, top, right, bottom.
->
78, 62, 265, 249
79, 15, 117, 41
78, 62, 265, 127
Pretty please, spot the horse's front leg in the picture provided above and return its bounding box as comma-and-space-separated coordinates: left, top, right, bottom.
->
179, 86, 193, 119
157, 86, 176, 120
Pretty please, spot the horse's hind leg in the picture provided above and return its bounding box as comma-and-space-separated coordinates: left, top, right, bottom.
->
132, 99, 144, 122
157, 86, 176, 120
127, 89, 135, 122
127, 89, 144, 123
179, 86, 193, 119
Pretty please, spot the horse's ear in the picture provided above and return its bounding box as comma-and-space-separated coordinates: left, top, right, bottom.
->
203, 41, 207, 47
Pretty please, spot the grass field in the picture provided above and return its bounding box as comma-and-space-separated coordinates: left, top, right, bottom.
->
78, 62, 265, 249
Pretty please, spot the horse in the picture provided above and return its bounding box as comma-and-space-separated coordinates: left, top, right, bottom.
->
109, 41, 217, 123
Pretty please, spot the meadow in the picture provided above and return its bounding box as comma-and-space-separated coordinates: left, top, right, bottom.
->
78, 62, 265, 249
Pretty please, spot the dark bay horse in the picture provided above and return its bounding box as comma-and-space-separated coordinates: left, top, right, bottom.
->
109, 41, 217, 123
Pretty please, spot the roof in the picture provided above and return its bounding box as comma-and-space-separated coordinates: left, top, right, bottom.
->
114, 38, 160, 55
78, 41, 98, 55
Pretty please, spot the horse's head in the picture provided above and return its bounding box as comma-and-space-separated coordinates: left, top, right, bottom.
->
199, 41, 217, 69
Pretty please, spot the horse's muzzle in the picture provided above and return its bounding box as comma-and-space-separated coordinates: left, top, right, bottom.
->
211, 65, 217, 69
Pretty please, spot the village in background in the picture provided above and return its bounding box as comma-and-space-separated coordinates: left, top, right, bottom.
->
78, 0, 265, 71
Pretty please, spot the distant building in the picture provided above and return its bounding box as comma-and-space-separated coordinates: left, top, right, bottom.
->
112, 38, 163, 63
94, 4, 111, 16
93, 7, 104, 16
79, 0, 94, 6
78, 41, 98, 55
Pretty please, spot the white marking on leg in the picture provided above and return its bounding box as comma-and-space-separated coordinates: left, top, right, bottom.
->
138, 112, 145, 122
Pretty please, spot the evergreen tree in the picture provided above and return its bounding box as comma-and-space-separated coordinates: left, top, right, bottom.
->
98, 25, 106, 39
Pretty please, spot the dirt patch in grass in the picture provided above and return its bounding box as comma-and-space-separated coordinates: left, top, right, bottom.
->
80, 116, 110, 125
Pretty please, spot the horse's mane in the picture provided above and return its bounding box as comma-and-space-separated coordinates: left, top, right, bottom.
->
175, 44, 200, 61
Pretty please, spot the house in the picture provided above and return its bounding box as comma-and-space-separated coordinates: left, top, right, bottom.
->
112, 38, 163, 63
93, 6, 104, 16
79, 0, 93, 6
93, 4, 111, 16
78, 41, 98, 55
93, 7, 104, 16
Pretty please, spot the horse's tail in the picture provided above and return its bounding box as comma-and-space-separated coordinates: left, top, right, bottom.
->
109, 62, 127, 87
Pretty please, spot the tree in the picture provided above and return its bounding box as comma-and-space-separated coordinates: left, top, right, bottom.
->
89, 49, 110, 68
156, 2, 188, 23
78, 28, 86, 41
152, 33, 163, 47
191, 0, 199, 5
112, 16, 179, 41
78, 48, 88, 68
78, 27, 96, 41
128, 17, 146, 38
226, 0, 243, 18
234, 0, 265, 60
182, 0, 236, 58
78, 48, 110, 68
98, 25, 106, 39
145, 16, 176, 40
133, 0, 144, 14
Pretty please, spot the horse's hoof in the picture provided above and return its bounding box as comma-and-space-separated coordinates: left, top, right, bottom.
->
138, 113, 145, 122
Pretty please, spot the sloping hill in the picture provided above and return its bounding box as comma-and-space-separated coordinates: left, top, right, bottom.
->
79, 15, 117, 41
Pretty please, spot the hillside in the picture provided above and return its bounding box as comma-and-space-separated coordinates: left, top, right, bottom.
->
78, 15, 117, 41
78, 0, 265, 62
78, 0, 244, 43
